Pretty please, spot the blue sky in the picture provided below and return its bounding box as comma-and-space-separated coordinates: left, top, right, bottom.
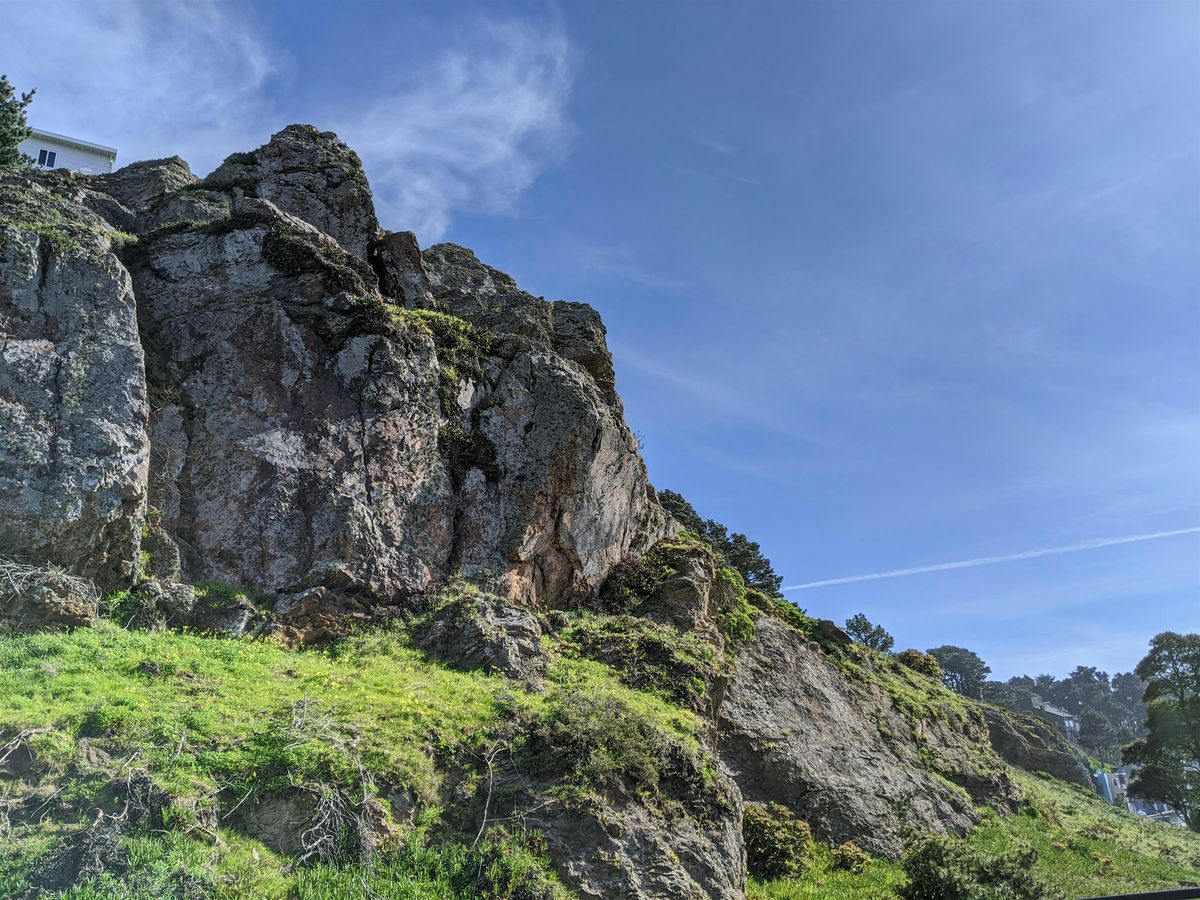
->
5, 0, 1197, 679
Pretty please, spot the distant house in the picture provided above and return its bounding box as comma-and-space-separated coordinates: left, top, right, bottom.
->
1028, 694, 1081, 738
1093, 768, 1130, 806
18, 128, 117, 175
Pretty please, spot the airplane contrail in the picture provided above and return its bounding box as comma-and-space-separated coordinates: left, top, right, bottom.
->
783, 526, 1200, 591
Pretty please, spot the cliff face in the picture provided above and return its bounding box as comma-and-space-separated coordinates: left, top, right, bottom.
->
2, 125, 667, 617
0, 126, 1096, 899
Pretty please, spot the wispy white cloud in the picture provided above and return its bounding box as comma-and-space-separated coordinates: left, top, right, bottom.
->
337, 19, 574, 240
0, 0, 277, 175
785, 526, 1200, 591
1, 4, 573, 241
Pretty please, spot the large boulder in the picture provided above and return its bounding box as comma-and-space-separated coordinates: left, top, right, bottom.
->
719, 615, 1019, 858
0, 174, 149, 588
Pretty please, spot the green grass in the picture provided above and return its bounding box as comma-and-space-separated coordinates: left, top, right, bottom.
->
0, 621, 511, 805
0, 614, 716, 897
751, 770, 1200, 899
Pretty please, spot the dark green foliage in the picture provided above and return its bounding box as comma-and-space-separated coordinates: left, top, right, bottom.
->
0, 75, 34, 172
830, 840, 871, 874
743, 801, 813, 879
529, 686, 715, 809
844, 613, 895, 652
657, 489, 784, 596
1124, 631, 1200, 830
897, 649, 943, 680
438, 424, 500, 488
927, 645, 991, 699
598, 537, 702, 615
261, 220, 373, 296
899, 836, 1050, 899
983, 666, 1147, 764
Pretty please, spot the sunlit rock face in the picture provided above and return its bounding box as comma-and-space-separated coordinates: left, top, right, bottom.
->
1, 125, 667, 611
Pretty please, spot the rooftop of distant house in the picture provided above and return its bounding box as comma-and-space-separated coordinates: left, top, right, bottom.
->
27, 127, 118, 158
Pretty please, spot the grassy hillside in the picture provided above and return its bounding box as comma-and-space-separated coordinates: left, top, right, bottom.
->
3, 598, 1198, 898
0, 607, 710, 898
751, 770, 1200, 899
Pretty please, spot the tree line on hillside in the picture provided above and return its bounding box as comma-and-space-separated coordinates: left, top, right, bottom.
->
843, 613, 1147, 762
842, 612, 1200, 830
657, 490, 784, 597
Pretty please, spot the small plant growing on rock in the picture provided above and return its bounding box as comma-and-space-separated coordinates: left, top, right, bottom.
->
831, 840, 871, 873
897, 649, 943, 680
743, 801, 812, 879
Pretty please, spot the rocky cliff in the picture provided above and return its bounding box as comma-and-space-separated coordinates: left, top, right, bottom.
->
0, 126, 1112, 899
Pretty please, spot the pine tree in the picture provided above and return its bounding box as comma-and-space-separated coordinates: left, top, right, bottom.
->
0, 75, 36, 172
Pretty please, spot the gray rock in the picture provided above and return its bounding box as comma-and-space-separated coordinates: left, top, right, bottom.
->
93, 157, 198, 215
0, 560, 99, 632
424, 244, 620, 404
0, 177, 149, 588
528, 786, 745, 900
719, 615, 1018, 858
204, 124, 379, 259
268, 586, 376, 646
370, 230, 433, 306
982, 705, 1093, 788
419, 592, 546, 680
133, 199, 453, 599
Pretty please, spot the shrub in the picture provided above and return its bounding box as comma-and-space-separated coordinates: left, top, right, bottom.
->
897, 649, 943, 680
743, 801, 812, 879
899, 836, 1050, 899
530, 687, 703, 803
831, 840, 871, 873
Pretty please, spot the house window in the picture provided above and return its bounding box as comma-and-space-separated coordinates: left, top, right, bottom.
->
36, 149, 56, 168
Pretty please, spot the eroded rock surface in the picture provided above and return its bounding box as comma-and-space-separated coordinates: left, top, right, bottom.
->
204, 124, 379, 258
982, 705, 1092, 788
0, 176, 148, 588
0, 562, 99, 632
719, 615, 1019, 857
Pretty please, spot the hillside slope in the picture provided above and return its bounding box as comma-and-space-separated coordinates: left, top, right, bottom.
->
2, 126, 1198, 899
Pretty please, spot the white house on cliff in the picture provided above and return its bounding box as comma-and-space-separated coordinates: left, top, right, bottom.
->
18, 128, 117, 174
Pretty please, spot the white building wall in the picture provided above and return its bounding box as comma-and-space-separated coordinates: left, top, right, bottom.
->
18, 134, 116, 175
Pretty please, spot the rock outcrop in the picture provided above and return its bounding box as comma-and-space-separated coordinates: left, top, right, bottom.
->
718, 615, 1019, 857
0, 174, 149, 588
3, 124, 669, 612
0, 561, 99, 632
981, 705, 1093, 788
204, 124, 379, 259
0, 124, 1107, 899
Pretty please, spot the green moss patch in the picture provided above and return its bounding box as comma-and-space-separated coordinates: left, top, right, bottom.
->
555, 611, 722, 710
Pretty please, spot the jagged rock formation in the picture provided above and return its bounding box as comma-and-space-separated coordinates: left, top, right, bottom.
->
0, 125, 1102, 899
3, 125, 666, 613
